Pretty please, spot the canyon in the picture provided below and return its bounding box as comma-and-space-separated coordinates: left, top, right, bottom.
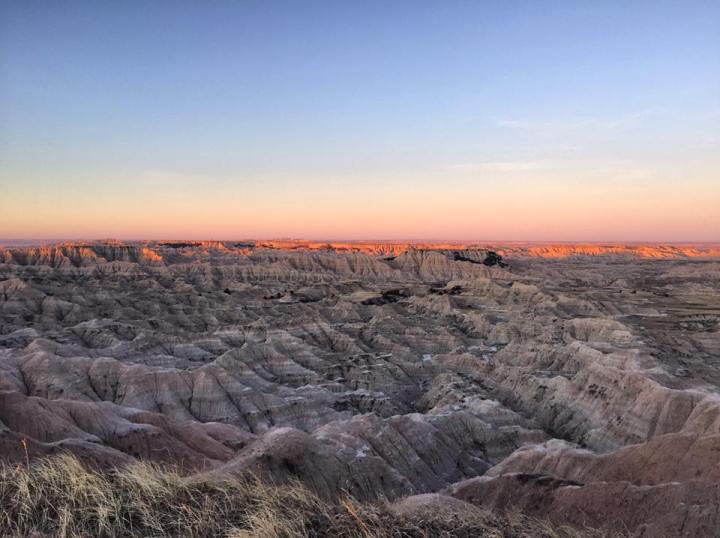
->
1, 240, 719, 536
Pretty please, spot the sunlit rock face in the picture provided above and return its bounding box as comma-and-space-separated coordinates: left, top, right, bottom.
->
1, 240, 719, 535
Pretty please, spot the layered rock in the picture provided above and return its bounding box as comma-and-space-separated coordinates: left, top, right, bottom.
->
1, 240, 719, 535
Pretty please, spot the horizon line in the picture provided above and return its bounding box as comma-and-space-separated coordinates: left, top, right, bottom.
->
2, 237, 719, 246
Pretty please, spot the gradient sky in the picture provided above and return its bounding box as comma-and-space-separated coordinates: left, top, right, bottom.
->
1, 1, 719, 241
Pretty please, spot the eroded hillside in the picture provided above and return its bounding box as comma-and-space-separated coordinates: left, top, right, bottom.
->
1, 241, 719, 536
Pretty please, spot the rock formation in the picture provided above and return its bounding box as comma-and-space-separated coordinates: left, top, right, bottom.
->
1, 240, 719, 536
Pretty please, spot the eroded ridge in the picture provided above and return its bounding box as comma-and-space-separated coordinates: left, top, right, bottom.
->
1, 241, 719, 535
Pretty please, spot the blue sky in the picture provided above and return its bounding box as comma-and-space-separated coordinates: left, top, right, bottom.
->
1, 1, 718, 240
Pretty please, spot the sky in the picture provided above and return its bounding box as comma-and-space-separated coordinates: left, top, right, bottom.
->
1, 1, 719, 241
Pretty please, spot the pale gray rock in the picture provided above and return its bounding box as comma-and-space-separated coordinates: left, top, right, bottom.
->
1, 240, 719, 535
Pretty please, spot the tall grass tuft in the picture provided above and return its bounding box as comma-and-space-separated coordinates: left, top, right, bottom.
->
0, 454, 615, 537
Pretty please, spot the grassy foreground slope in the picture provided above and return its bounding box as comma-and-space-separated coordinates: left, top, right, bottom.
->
0, 455, 612, 538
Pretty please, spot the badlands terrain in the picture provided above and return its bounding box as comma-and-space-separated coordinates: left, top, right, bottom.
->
1, 240, 719, 536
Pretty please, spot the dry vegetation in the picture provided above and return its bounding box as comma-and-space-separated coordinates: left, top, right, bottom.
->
0, 455, 611, 538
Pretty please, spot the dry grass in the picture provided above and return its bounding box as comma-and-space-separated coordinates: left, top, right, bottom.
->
0, 455, 613, 537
